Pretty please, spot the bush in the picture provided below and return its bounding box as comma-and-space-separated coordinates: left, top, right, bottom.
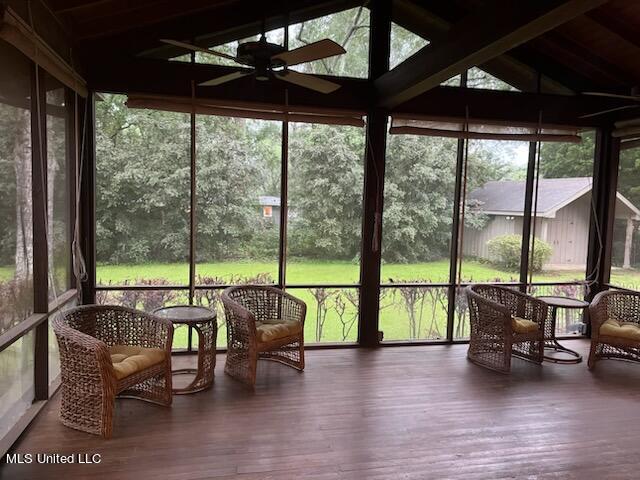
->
487, 234, 552, 272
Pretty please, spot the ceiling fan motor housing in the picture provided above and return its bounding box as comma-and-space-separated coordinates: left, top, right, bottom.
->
236, 41, 287, 68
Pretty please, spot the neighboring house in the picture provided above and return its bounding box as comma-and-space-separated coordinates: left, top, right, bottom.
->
464, 177, 640, 269
258, 196, 280, 225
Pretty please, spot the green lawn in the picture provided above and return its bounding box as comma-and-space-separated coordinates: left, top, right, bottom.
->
93, 260, 640, 345
92, 259, 640, 285
3, 260, 640, 346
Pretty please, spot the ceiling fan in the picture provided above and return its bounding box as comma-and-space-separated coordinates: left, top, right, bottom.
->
160, 35, 346, 94
579, 89, 640, 119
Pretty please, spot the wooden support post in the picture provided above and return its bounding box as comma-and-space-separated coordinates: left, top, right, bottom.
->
32, 65, 49, 401
278, 118, 289, 289
519, 141, 538, 290
586, 126, 621, 306
79, 93, 96, 304
447, 137, 465, 341
358, 0, 391, 347
189, 87, 197, 305
446, 72, 468, 341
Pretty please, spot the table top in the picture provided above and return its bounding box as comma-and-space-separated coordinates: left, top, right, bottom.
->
536, 296, 589, 309
154, 305, 216, 324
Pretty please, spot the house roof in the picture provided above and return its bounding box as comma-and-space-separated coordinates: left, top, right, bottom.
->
468, 177, 640, 219
258, 196, 281, 207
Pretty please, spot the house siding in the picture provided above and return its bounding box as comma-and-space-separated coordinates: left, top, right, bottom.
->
545, 194, 590, 268
463, 215, 519, 260
463, 195, 591, 268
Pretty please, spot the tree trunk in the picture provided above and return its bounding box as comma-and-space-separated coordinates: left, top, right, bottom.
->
14, 108, 33, 284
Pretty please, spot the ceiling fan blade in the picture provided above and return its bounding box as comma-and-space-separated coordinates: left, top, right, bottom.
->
579, 105, 639, 119
276, 70, 341, 94
582, 91, 640, 101
199, 70, 253, 87
160, 39, 241, 63
272, 39, 346, 67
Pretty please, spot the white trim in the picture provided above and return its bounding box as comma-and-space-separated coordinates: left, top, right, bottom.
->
616, 192, 640, 220
479, 210, 556, 218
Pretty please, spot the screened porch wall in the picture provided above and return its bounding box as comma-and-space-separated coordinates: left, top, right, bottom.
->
0, 36, 79, 456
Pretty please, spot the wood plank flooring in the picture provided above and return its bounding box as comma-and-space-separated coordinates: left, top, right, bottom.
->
3, 340, 640, 479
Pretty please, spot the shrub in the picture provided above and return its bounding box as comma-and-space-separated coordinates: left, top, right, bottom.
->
487, 234, 552, 272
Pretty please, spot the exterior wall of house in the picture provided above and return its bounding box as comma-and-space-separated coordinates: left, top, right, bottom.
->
463, 195, 592, 268
463, 215, 520, 259
545, 194, 590, 268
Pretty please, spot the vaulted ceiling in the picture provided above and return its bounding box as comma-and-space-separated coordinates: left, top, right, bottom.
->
11, 0, 639, 125
40, 0, 640, 97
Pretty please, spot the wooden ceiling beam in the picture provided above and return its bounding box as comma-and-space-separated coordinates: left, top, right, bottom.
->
376, 0, 607, 108
392, 0, 572, 94
84, 54, 633, 128
85, 56, 370, 111
395, 85, 633, 128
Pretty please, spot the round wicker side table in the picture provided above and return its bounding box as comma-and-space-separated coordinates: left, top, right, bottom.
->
537, 295, 589, 364
154, 305, 217, 394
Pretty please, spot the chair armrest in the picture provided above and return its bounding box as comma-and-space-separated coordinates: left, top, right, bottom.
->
52, 318, 117, 387
589, 292, 608, 336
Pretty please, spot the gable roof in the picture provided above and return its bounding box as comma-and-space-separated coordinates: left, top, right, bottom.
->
468, 177, 640, 219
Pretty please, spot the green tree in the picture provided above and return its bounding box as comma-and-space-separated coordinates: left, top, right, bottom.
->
96, 94, 191, 264
383, 135, 457, 263
288, 123, 364, 260
539, 131, 595, 179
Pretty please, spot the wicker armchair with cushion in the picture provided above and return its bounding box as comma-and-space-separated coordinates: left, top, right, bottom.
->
588, 290, 640, 369
221, 285, 306, 387
466, 285, 547, 373
53, 305, 173, 438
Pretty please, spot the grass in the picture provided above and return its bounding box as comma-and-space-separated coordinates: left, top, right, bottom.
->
3, 259, 640, 345
91, 259, 640, 286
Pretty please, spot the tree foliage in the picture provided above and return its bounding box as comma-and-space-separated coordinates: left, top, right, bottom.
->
288, 123, 364, 260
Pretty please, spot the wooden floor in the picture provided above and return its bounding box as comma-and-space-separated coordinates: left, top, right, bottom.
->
3, 340, 640, 479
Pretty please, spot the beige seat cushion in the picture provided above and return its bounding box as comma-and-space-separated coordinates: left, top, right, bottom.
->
512, 316, 539, 334
600, 319, 640, 342
109, 345, 166, 380
256, 319, 302, 343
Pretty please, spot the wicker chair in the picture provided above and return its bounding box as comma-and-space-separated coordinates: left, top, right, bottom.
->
52, 305, 173, 438
588, 290, 640, 369
221, 286, 306, 387
466, 285, 547, 373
